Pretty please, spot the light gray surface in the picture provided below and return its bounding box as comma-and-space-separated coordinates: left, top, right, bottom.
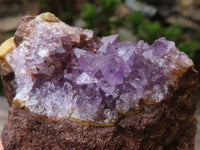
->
0, 96, 200, 149
0, 96, 8, 138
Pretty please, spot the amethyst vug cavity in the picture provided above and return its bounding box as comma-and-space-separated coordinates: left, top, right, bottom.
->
5, 13, 193, 125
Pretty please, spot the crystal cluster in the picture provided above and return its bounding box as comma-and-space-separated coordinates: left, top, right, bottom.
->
5, 13, 193, 124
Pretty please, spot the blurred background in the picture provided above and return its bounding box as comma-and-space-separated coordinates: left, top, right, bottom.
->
0, 0, 199, 149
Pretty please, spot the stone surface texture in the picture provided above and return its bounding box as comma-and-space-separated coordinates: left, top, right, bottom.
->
0, 13, 199, 149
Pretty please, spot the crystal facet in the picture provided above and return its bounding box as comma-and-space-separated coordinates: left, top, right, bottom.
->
5, 13, 194, 125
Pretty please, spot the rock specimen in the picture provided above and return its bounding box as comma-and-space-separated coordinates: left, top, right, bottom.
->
0, 13, 199, 150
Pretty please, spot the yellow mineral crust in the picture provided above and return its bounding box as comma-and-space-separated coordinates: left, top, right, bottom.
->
0, 37, 15, 58
40, 12, 60, 22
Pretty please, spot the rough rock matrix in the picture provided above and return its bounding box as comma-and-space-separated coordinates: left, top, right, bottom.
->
0, 13, 199, 150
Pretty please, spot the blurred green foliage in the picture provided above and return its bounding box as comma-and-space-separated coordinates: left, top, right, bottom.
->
130, 12, 144, 28
81, 3, 98, 28
163, 25, 185, 43
137, 21, 162, 44
38, 0, 51, 10
178, 41, 200, 58
81, 0, 121, 35
62, 5, 74, 23
99, 0, 121, 14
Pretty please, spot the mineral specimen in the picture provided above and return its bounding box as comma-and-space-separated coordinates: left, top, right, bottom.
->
1, 13, 194, 125
0, 12, 198, 150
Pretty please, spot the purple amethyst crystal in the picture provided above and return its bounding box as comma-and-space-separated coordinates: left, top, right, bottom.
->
4, 13, 193, 125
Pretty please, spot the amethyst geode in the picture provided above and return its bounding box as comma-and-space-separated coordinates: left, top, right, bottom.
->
0, 13, 199, 149
4, 13, 193, 124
